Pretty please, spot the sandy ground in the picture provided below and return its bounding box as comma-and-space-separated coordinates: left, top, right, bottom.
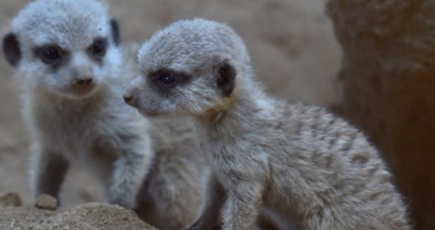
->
0, 0, 341, 207
0, 201, 156, 230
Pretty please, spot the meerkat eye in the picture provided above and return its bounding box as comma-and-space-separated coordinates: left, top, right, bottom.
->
157, 72, 178, 87
90, 39, 107, 57
40, 46, 61, 64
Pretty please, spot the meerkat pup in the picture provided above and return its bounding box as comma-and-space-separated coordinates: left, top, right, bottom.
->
123, 18, 411, 230
2, 1, 205, 229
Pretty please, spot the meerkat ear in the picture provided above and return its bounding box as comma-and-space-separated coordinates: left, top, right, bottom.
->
2, 33, 21, 68
215, 59, 236, 97
110, 19, 120, 46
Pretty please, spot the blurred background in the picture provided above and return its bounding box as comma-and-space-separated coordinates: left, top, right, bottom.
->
0, 0, 433, 229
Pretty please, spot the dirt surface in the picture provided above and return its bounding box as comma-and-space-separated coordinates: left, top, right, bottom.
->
0, 0, 340, 208
0, 202, 156, 230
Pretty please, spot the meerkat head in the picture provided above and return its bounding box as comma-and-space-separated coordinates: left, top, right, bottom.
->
123, 18, 252, 117
2, 0, 121, 99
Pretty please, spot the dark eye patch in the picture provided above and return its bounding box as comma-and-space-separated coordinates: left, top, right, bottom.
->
157, 71, 178, 87
88, 37, 108, 60
149, 69, 192, 93
34, 44, 67, 68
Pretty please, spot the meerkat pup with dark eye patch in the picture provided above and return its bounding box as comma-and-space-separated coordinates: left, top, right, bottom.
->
2, 1, 206, 229
123, 18, 411, 230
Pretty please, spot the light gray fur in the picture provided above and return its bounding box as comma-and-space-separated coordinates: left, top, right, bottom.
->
125, 18, 411, 230
136, 116, 207, 230
4, 1, 205, 229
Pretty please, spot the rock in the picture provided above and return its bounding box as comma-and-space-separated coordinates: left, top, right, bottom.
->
35, 195, 57, 211
0, 192, 22, 207
328, 1, 435, 229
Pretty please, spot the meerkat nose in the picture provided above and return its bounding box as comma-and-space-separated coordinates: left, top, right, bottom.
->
76, 77, 93, 86
123, 93, 134, 104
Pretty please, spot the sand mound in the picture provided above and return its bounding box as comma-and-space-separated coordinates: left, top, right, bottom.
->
0, 194, 156, 230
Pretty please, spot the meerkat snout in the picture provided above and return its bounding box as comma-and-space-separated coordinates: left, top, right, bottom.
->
73, 75, 95, 96
123, 77, 147, 110
123, 82, 137, 105
123, 93, 133, 104
75, 77, 93, 86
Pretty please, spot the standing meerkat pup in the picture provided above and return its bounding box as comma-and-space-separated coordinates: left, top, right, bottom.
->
2, 1, 205, 229
123, 19, 411, 230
